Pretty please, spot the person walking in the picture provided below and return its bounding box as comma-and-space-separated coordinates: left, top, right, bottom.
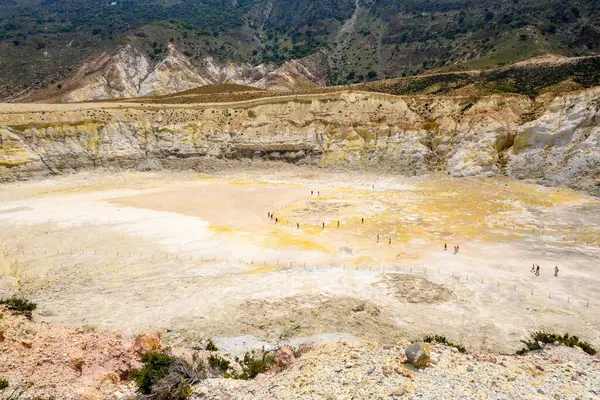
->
297, 222, 300, 230
531, 263, 536, 273
377, 234, 380, 243
361, 217, 364, 224
389, 237, 392, 246
535, 265, 540, 276
337, 221, 340, 228
275, 217, 279, 224
322, 222, 325, 230
444, 243, 447, 251
554, 265, 559, 277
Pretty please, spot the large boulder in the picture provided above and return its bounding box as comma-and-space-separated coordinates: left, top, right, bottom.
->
405, 342, 430, 367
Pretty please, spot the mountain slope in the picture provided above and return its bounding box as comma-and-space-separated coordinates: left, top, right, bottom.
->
1, 0, 599, 101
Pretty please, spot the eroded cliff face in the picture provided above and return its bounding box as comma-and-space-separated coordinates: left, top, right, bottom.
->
0, 89, 599, 193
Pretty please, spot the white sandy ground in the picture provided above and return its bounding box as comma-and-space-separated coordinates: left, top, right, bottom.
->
0, 168, 599, 354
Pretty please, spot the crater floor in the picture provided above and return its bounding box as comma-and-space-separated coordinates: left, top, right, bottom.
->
1, 167, 599, 353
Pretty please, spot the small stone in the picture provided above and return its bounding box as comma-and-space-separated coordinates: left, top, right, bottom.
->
467, 366, 474, 372
391, 383, 412, 396
100, 372, 120, 385
344, 361, 353, 368
275, 346, 296, 370
349, 351, 360, 359
296, 342, 316, 356
21, 339, 33, 348
131, 332, 162, 355
405, 342, 430, 367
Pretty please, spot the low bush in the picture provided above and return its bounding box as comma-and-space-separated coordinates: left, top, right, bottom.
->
132, 351, 176, 395
423, 335, 468, 354
205, 339, 218, 351
516, 332, 596, 356
207, 354, 230, 373
132, 352, 209, 399
232, 351, 276, 380
0, 297, 37, 317
0, 378, 8, 390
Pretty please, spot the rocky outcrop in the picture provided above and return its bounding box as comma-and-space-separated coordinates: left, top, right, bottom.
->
0, 89, 598, 194
254, 50, 333, 91
26, 44, 330, 103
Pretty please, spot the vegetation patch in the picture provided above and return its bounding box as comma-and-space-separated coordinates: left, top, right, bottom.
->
229, 351, 276, 380
0, 297, 37, 318
516, 332, 597, 356
205, 338, 218, 352
0, 378, 8, 390
132, 351, 176, 395
423, 335, 468, 354
207, 354, 230, 373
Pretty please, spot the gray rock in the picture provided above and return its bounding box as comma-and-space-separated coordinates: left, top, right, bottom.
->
405, 342, 430, 367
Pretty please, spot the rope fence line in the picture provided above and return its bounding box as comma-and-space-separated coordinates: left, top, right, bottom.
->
2, 248, 595, 311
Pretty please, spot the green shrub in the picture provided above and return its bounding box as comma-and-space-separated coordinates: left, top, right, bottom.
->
132, 352, 210, 399
132, 351, 176, 395
231, 351, 276, 380
0, 297, 37, 317
423, 335, 468, 354
205, 339, 218, 351
516, 332, 597, 356
207, 354, 230, 373
0, 378, 8, 390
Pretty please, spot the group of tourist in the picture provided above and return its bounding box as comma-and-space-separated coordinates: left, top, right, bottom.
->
443, 243, 460, 254
531, 263, 560, 277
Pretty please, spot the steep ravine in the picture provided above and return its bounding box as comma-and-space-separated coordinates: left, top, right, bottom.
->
0, 89, 599, 194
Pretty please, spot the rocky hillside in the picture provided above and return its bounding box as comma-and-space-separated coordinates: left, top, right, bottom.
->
1, 307, 598, 399
10, 44, 331, 103
1, 0, 600, 101
0, 87, 599, 195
